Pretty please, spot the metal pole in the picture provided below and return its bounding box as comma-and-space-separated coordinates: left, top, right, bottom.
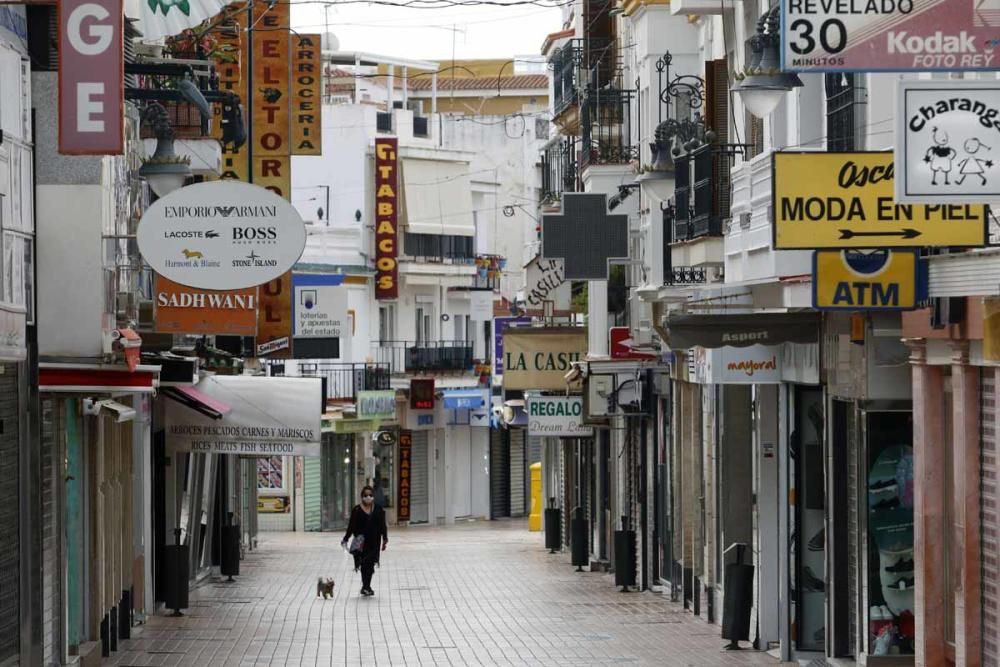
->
325, 185, 330, 227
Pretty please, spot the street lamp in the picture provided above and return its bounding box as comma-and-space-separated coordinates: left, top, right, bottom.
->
138, 103, 191, 197
731, 6, 803, 119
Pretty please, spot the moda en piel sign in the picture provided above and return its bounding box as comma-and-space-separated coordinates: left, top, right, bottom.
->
137, 181, 307, 291
782, 0, 1000, 72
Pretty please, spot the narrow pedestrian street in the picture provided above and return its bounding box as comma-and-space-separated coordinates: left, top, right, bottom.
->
108, 522, 778, 667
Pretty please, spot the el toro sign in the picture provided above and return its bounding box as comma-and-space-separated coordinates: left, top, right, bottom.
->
772, 152, 987, 249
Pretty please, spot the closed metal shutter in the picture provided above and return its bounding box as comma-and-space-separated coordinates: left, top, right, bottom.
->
510, 429, 526, 516
847, 403, 859, 653
489, 428, 509, 518
41, 397, 61, 664
303, 457, 321, 531
410, 431, 429, 524
982, 369, 999, 666
0, 363, 18, 662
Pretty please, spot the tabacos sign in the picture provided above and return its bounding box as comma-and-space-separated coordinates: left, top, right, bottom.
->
374, 138, 399, 300
526, 396, 592, 437
813, 249, 925, 311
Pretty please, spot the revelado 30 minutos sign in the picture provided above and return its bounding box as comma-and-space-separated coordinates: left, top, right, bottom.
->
137, 181, 307, 290
772, 152, 987, 249
782, 0, 1000, 72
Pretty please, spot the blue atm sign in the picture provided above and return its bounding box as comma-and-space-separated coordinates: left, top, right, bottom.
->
813, 250, 926, 311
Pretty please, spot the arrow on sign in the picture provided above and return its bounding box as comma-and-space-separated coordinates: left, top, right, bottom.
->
838, 229, 922, 240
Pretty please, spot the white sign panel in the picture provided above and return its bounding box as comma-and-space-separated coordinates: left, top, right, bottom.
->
896, 80, 1000, 204
524, 257, 570, 310
166, 375, 322, 456
526, 396, 593, 437
470, 291, 493, 321
692, 345, 783, 385
294, 284, 348, 338
137, 181, 307, 290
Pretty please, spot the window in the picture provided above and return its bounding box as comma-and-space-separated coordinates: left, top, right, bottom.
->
378, 305, 395, 344
403, 233, 474, 262
825, 73, 867, 152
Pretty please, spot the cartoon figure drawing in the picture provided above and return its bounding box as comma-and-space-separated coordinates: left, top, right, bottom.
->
923, 127, 957, 185
956, 138, 994, 186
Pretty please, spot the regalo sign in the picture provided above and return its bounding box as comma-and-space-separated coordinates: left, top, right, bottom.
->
526, 396, 592, 437
60, 0, 124, 154
374, 138, 399, 299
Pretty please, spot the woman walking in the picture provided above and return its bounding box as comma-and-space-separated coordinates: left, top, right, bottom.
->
341, 485, 388, 596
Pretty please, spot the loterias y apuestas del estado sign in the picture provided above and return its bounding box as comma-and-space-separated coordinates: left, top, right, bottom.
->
772, 151, 987, 249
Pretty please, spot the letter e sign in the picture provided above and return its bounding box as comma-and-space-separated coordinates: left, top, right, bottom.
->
60, 0, 124, 154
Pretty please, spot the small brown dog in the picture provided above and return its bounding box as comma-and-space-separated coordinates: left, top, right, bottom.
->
316, 577, 335, 599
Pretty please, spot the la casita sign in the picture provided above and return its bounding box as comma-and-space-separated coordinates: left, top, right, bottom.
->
502, 328, 587, 390
527, 396, 592, 437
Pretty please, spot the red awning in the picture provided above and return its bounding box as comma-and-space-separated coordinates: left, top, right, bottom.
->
162, 385, 232, 420
39, 365, 159, 393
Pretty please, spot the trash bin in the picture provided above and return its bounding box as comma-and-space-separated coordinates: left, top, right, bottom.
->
614, 516, 636, 591
221, 512, 241, 581
544, 497, 561, 553
571, 507, 588, 571
721, 542, 754, 649
163, 528, 190, 616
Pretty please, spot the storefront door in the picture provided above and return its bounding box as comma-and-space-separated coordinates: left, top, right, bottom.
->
320, 433, 355, 531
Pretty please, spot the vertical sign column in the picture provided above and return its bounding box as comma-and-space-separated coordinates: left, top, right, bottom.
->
374, 138, 399, 300
214, 2, 249, 181
59, 0, 124, 154
398, 431, 412, 522
291, 34, 322, 156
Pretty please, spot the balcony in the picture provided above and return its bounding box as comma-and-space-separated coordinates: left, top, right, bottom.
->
581, 86, 638, 168
672, 145, 732, 241
541, 137, 578, 201
474, 254, 505, 290
265, 361, 391, 402
402, 233, 476, 265
377, 111, 393, 133
373, 340, 474, 374
549, 39, 582, 124
413, 115, 430, 138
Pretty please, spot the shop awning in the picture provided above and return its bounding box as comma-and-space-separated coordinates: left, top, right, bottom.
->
442, 389, 486, 410
402, 158, 475, 236
663, 312, 820, 349
39, 364, 160, 393
162, 386, 232, 420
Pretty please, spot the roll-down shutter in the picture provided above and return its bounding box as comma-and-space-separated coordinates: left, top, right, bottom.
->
510, 429, 526, 516
490, 428, 509, 519
0, 363, 19, 661
410, 431, 430, 524
982, 369, 998, 665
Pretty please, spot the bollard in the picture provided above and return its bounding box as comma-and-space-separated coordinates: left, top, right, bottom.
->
221, 512, 241, 581
163, 528, 190, 616
528, 463, 543, 531
571, 507, 588, 571
544, 497, 561, 553
614, 516, 636, 591
721, 542, 754, 650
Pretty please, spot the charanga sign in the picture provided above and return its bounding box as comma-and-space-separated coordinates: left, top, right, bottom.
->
502, 327, 587, 390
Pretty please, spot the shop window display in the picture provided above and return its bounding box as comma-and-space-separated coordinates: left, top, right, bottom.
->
792, 388, 826, 652
866, 412, 915, 656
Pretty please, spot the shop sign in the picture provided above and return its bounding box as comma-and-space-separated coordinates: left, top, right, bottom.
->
291, 34, 322, 155
610, 326, 657, 359
374, 138, 399, 300
524, 257, 570, 310
292, 274, 347, 338
357, 390, 396, 420
783, 0, 1000, 73
376, 430, 396, 446
166, 375, 321, 456
257, 273, 293, 358
985, 298, 1000, 362
813, 249, 925, 310
59, 0, 124, 154
213, 2, 248, 181
896, 80, 1000, 204
136, 181, 307, 290
772, 151, 987, 249
398, 431, 412, 522
526, 396, 592, 437
470, 291, 493, 321
410, 378, 435, 410
693, 345, 783, 385
502, 328, 587, 390
251, 0, 288, 158
154, 275, 258, 336
493, 316, 531, 375
332, 418, 379, 434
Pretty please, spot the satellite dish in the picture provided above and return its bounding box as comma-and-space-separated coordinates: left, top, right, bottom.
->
322, 32, 340, 52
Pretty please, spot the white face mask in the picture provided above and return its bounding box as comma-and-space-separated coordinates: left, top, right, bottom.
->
362, 495, 374, 505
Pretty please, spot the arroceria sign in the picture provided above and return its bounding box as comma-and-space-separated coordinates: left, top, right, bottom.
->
812, 249, 926, 311
772, 152, 987, 249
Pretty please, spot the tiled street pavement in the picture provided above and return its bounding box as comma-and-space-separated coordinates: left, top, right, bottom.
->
110, 521, 779, 666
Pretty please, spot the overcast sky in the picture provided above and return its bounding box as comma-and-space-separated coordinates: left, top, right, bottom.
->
290, 1, 564, 63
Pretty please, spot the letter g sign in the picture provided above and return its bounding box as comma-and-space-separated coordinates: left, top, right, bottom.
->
68, 4, 114, 56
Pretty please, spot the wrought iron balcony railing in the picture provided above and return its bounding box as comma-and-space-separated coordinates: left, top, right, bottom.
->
549, 39, 582, 116
582, 86, 638, 167
372, 340, 473, 374
264, 361, 391, 402
541, 136, 579, 201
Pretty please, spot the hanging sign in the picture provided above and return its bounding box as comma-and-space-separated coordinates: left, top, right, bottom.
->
502, 328, 587, 390
291, 34, 322, 155
526, 396, 593, 437
782, 0, 1000, 72
292, 274, 347, 338
60, 0, 124, 154
610, 326, 657, 360
251, 0, 290, 197
772, 151, 987, 249
154, 275, 258, 335
493, 316, 531, 375
257, 273, 293, 358
896, 80, 1000, 203
692, 345, 783, 385
214, 3, 249, 182
357, 390, 396, 420
524, 257, 570, 311
374, 138, 399, 299
398, 431, 412, 522
813, 250, 925, 310
409, 378, 435, 410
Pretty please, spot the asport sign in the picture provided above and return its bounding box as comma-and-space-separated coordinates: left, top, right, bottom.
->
137, 181, 307, 290
526, 396, 592, 437
59, 0, 123, 154
782, 0, 1000, 72
772, 152, 987, 249
374, 138, 399, 300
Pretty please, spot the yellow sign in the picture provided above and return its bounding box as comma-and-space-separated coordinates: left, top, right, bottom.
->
773, 152, 986, 249
813, 250, 923, 311
984, 298, 1000, 362
502, 328, 587, 390
213, 2, 248, 181
291, 34, 322, 155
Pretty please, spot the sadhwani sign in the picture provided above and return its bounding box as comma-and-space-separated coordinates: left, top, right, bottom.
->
527, 396, 592, 437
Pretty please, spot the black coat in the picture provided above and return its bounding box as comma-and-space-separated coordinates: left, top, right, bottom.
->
343, 504, 388, 566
